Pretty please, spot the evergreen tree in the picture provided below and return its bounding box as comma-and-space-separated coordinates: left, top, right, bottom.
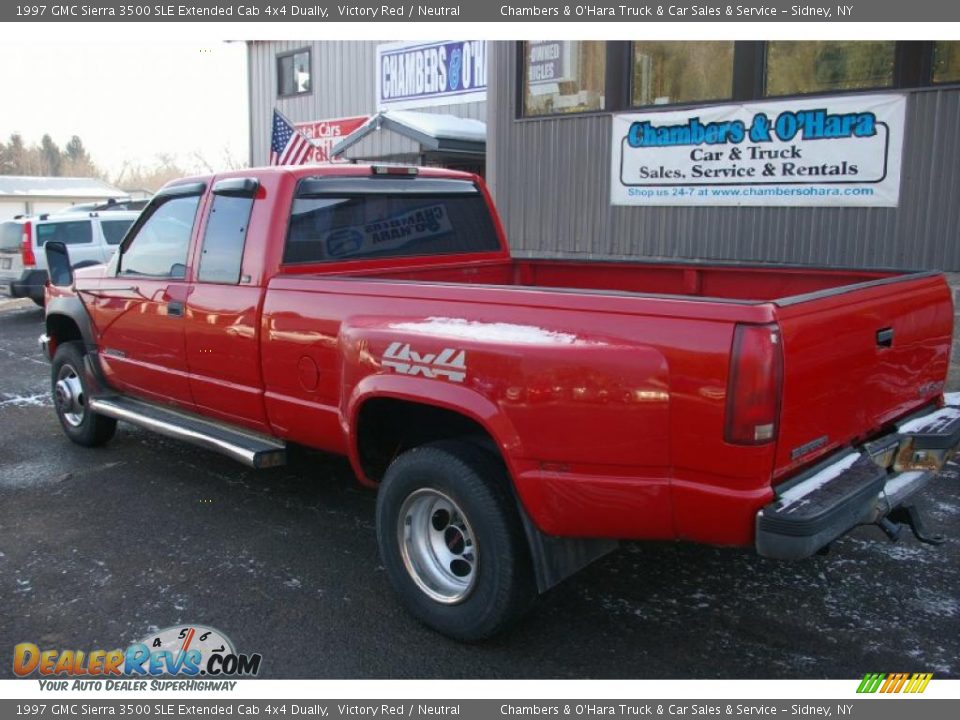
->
40, 134, 62, 176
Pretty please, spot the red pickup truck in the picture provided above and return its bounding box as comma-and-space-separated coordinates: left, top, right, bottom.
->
41, 164, 959, 640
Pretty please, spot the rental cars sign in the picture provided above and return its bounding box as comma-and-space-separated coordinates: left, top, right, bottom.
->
611, 93, 906, 207
295, 116, 369, 163
376, 41, 487, 110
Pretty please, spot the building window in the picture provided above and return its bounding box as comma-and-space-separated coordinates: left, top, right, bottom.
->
765, 41, 895, 97
632, 42, 734, 107
277, 49, 311, 97
933, 41, 960, 84
523, 41, 606, 116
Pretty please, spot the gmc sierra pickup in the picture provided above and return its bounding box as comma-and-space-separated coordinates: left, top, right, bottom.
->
40, 164, 959, 640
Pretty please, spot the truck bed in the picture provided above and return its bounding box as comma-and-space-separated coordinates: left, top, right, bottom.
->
270, 254, 952, 538
319, 256, 915, 304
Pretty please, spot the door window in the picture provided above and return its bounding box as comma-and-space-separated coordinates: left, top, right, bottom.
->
120, 196, 201, 279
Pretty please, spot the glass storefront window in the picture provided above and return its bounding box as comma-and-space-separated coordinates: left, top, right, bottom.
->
765, 41, 895, 96
933, 41, 960, 84
278, 49, 311, 97
523, 41, 606, 116
632, 42, 734, 107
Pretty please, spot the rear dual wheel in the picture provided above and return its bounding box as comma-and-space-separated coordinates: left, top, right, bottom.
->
375, 441, 536, 641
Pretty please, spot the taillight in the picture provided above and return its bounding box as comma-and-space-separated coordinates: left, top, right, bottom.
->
21, 222, 36, 268
725, 323, 783, 445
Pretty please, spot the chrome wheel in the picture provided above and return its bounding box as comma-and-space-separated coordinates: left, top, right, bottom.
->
55, 363, 86, 427
398, 488, 478, 604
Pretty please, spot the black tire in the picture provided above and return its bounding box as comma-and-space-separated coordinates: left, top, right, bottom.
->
51, 341, 116, 447
375, 440, 536, 641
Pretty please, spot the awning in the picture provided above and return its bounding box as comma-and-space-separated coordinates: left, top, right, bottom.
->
330, 110, 486, 159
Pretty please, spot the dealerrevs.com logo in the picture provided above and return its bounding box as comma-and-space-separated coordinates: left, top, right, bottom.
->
13, 625, 262, 689
857, 672, 934, 694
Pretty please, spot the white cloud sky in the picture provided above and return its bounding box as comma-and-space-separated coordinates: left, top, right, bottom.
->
0, 42, 248, 180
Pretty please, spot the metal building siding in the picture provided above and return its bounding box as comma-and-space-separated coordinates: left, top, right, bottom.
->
248, 41, 486, 167
488, 41, 960, 271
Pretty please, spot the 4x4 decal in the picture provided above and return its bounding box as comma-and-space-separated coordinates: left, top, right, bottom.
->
381, 342, 467, 383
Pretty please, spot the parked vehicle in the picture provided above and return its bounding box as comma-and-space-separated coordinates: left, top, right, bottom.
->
0, 210, 139, 305
54, 197, 150, 214
40, 165, 959, 640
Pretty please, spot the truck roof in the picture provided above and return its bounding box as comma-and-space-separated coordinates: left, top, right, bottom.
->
166, 163, 478, 189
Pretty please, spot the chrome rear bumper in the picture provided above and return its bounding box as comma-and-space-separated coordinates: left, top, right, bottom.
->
756, 402, 957, 560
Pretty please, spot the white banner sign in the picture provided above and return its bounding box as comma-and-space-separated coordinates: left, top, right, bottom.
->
376, 40, 487, 110
611, 93, 906, 207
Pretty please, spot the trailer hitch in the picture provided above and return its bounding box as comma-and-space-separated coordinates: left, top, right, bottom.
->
876, 504, 946, 545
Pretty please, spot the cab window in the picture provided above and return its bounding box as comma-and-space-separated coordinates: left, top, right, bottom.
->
119, 196, 201, 278
198, 194, 254, 284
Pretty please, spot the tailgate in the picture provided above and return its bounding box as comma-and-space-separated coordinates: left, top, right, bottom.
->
0, 220, 23, 280
772, 273, 953, 480
0, 249, 21, 280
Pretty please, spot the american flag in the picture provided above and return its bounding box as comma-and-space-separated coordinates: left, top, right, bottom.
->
269, 109, 314, 165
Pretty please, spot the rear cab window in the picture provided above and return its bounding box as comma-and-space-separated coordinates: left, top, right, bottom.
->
284, 177, 500, 264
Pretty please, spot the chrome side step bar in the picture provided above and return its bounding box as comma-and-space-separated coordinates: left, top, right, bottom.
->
88, 396, 286, 469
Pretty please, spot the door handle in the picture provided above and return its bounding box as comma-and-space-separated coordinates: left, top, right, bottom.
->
82, 285, 140, 297
98, 286, 139, 293
167, 301, 184, 317
876, 327, 894, 348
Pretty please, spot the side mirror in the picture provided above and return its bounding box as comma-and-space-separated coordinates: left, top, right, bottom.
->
45, 241, 73, 287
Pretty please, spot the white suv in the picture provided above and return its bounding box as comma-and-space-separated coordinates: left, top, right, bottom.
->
0, 210, 140, 306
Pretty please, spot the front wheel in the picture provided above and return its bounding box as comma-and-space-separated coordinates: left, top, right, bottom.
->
375, 441, 535, 641
51, 341, 116, 447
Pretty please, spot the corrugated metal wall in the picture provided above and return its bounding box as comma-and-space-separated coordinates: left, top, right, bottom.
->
488, 42, 960, 271
247, 41, 486, 167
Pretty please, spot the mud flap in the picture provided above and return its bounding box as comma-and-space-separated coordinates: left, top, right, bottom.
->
516, 509, 618, 593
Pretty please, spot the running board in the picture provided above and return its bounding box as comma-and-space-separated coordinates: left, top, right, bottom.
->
88, 396, 286, 469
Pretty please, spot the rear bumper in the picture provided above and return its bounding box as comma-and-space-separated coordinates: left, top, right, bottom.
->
9, 269, 47, 302
756, 403, 959, 560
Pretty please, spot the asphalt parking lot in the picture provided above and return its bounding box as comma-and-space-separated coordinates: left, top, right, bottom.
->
1, 295, 959, 679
